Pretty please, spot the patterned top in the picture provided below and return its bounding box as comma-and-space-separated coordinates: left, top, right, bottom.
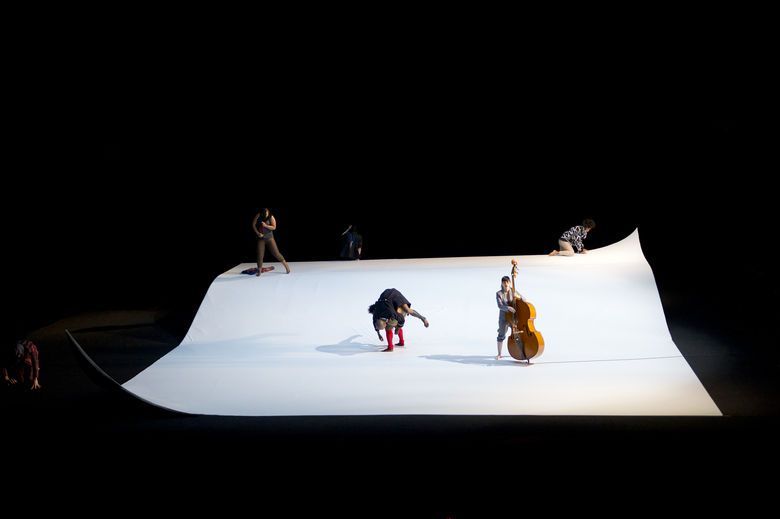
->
496, 289, 523, 313
560, 225, 589, 253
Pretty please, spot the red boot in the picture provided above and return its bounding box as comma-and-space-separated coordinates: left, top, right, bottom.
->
383, 328, 394, 352
395, 327, 405, 346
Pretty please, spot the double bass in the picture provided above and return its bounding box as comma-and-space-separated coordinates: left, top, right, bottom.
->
506, 259, 545, 363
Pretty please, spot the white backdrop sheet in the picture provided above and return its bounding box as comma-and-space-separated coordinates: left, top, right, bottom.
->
123, 230, 721, 416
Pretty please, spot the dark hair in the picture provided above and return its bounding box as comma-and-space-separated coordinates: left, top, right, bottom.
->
501, 276, 511, 283
583, 218, 596, 230
260, 208, 272, 222
369, 304, 381, 331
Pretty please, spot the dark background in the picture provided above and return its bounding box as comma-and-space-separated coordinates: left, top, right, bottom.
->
9, 62, 775, 342
5, 29, 778, 515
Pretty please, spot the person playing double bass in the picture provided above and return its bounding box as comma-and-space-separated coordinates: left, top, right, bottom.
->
495, 275, 525, 360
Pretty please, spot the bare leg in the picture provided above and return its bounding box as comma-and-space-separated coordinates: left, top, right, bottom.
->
266, 237, 291, 273
557, 239, 575, 257
497, 320, 511, 359
256, 239, 266, 276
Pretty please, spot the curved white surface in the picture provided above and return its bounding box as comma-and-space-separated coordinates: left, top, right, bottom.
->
123, 230, 721, 416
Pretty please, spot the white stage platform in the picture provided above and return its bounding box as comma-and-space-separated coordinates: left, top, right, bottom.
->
123, 230, 721, 416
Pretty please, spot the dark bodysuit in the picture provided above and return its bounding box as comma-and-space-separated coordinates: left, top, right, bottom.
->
372, 288, 411, 327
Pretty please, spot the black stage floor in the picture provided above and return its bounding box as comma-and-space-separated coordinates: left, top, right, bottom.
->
4, 283, 778, 516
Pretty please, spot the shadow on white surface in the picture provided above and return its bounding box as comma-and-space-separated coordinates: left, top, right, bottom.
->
123, 229, 721, 416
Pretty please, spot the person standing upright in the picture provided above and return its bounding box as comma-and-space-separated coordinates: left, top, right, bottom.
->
253, 207, 291, 275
